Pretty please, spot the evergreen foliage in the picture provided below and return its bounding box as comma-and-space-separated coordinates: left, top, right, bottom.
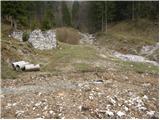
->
61, 2, 71, 26
1, 1, 158, 32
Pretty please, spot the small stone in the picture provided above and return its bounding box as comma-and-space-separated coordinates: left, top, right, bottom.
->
35, 102, 42, 107
43, 105, 48, 110
49, 110, 54, 114
117, 111, 125, 117
124, 106, 129, 112
139, 107, 147, 111
12, 103, 17, 106
105, 110, 114, 117
143, 95, 148, 100
38, 92, 42, 96
146, 111, 155, 117
125, 76, 129, 80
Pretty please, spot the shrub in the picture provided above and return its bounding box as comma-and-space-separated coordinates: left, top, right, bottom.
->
22, 31, 30, 42
56, 27, 80, 45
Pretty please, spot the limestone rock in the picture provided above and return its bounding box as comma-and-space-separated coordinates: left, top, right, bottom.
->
28, 29, 56, 50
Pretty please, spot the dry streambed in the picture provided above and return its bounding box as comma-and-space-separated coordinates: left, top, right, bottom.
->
1, 71, 159, 119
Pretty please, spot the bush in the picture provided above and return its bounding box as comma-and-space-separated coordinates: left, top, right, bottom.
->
41, 19, 52, 31
56, 27, 80, 45
22, 31, 30, 42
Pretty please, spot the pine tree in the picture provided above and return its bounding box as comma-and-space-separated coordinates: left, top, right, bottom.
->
61, 2, 71, 26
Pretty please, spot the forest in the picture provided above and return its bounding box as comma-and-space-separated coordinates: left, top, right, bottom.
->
1, 1, 159, 32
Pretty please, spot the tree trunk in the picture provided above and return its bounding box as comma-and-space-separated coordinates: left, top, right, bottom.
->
13, 19, 17, 30
101, 13, 104, 32
132, 1, 135, 21
105, 1, 107, 32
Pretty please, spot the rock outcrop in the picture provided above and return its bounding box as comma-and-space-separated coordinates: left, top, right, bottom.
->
28, 29, 56, 50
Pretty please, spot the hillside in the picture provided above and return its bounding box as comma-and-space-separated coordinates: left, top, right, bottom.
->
1, 19, 159, 118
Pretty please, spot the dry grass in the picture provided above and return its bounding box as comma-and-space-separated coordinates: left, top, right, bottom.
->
56, 27, 80, 45
96, 19, 158, 54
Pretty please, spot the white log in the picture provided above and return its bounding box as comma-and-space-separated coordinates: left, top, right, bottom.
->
24, 64, 40, 71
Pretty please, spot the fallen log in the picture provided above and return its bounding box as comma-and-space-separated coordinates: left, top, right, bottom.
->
24, 64, 40, 71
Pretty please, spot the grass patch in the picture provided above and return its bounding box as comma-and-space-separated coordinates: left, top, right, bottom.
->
74, 63, 93, 72
118, 60, 159, 74
44, 42, 98, 71
1, 61, 19, 79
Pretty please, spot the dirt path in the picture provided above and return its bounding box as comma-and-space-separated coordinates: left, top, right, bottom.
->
1, 71, 159, 119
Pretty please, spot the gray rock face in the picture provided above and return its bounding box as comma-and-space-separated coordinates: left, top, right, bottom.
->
28, 29, 56, 50
11, 31, 23, 41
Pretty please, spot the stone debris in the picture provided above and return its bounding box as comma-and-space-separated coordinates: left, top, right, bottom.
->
113, 51, 158, 66
28, 29, 56, 50
79, 32, 96, 44
16, 110, 25, 118
140, 43, 159, 56
146, 111, 156, 118
11, 30, 23, 41
1, 71, 158, 119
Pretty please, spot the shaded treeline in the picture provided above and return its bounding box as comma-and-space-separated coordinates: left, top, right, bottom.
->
1, 1, 159, 33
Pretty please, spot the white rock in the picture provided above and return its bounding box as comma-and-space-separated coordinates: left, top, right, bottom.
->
143, 95, 148, 100
35, 101, 42, 107
124, 106, 129, 112
12, 103, 17, 106
117, 111, 125, 117
105, 110, 114, 117
49, 110, 54, 114
28, 29, 56, 50
147, 111, 155, 117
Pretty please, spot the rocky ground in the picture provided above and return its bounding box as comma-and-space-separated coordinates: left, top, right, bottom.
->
1, 69, 159, 119
1, 24, 159, 119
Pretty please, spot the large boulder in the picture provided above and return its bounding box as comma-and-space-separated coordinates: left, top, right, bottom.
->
11, 30, 23, 41
28, 29, 56, 50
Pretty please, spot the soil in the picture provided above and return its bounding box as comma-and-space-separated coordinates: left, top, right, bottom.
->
1, 70, 159, 119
